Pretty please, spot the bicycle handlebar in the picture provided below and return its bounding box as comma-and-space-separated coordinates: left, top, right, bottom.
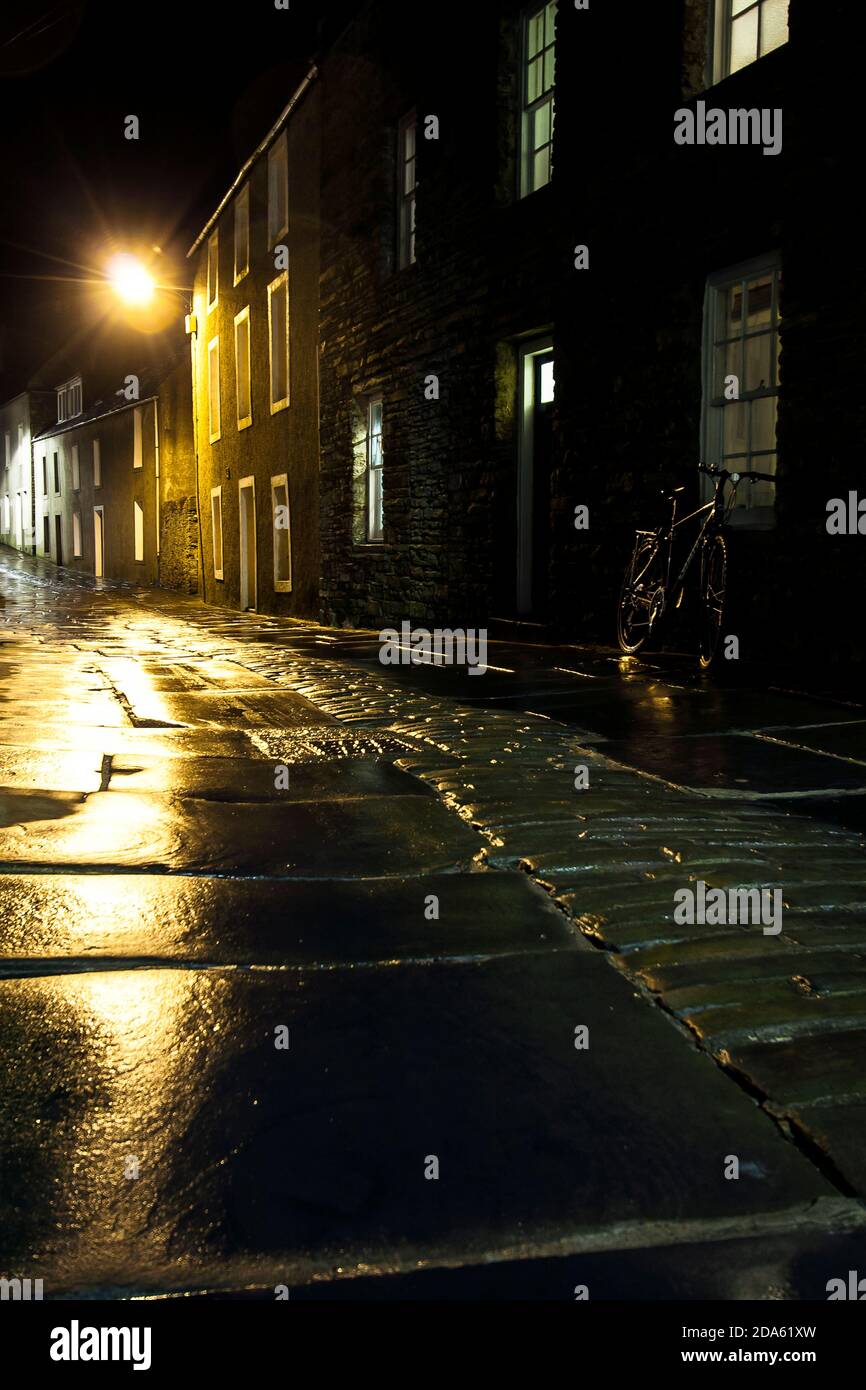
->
698, 462, 776, 484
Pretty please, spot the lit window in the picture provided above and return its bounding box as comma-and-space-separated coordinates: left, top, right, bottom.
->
539, 357, 555, 403
268, 132, 288, 246
133, 406, 143, 468
711, 0, 788, 83
235, 306, 252, 429
356, 397, 383, 544
397, 112, 417, 268
208, 337, 221, 442
271, 474, 292, 591
93, 438, 101, 488
207, 231, 219, 311
71, 443, 80, 490
267, 272, 289, 412
234, 185, 250, 284
210, 486, 223, 580
702, 254, 781, 524
521, 2, 557, 197
134, 500, 144, 562
72, 512, 82, 557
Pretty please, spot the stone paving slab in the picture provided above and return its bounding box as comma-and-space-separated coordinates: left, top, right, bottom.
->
0, 789, 482, 875
0, 953, 836, 1295
0, 870, 571, 966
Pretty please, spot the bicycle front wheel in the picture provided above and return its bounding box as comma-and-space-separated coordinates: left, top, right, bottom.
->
698, 531, 727, 669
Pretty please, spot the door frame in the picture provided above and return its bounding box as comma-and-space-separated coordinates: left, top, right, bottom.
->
93, 506, 104, 578
516, 336, 554, 615
238, 475, 257, 611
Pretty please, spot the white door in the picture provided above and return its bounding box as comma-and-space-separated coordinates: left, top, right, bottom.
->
238, 478, 256, 611
93, 507, 104, 578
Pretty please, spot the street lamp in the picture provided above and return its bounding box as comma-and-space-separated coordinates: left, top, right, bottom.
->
106, 253, 155, 307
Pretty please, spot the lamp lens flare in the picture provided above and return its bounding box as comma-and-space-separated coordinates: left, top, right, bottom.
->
108, 254, 155, 306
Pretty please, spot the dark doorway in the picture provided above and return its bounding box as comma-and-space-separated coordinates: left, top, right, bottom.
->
54, 515, 62, 566
517, 339, 554, 616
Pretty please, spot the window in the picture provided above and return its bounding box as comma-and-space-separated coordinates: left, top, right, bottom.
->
235, 306, 252, 429
56, 376, 83, 423
208, 337, 221, 441
53, 452, 60, 494
702, 254, 780, 524
271, 473, 291, 591
41, 455, 47, 495
397, 111, 417, 268
71, 443, 80, 490
268, 132, 288, 246
1, 496, 8, 531
210, 486, 223, 580
234, 185, 250, 284
267, 272, 289, 412
134, 500, 144, 562
132, 407, 143, 468
354, 397, 383, 544
72, 511, 82, 557
521, 2, 557, 197
93, 438, 101, 487
711, 0, 788, 83
207, 230, 219, 311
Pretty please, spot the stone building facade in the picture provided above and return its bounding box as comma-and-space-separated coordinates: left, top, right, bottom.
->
0, 390, 55, 555
313, 0, 864, 676
187, 70, 321, 617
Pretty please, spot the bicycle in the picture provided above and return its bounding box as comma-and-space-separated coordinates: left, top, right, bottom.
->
616, 462, 776, 668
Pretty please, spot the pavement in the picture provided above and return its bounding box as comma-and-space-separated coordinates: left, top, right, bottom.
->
1, 545, 866, 1300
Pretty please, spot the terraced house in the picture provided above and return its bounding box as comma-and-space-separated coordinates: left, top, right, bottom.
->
187, 68, 322, 618
0, 389, 54, 555
28, 360, 196, 590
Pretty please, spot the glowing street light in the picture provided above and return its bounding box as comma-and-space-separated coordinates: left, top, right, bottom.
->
107, 253, 155, 306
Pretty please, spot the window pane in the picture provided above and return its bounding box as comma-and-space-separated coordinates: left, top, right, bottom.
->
368, 463, 383, 541
528, 12, 544, 58
731, 0, 752, 13
730, 8, 759, 73
533, 145, 550, 191
745, 275, 772, 328
527, 55, 541, 103
545, 1, 556, 46
760, 0, 788, 55
544, 46, 555, 93
723, 402, 748, 455
534, 101, 551, 151
750, 394, 777, 453
743, 333, 771, 392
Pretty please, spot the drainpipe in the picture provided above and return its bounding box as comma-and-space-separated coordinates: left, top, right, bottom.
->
153, 397, 161, 585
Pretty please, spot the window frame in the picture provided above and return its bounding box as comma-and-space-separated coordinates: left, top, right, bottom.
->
72, 510, 82, 557
208, 336, 222, 442
133, 499, 145, 563
519, 1, 557, 199
701, 251, 781, 529
53, 452, 61, 495
270, 472, 292, 592
234, 305, 253, 430
93, 438, 102, 488
709, 0, 789, 85
132, 406, 143, 468
210, 485, 224, 581
207, 230, 219, 313
397, 110, 418, 269
71, 443, 80, 491
365, 395, 384, 544
267, 132, 289, 248
234, 184, 250, 285
267, 271, 290, 414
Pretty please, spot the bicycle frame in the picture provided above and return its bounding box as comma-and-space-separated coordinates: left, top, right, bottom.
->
651, 482, 727, 608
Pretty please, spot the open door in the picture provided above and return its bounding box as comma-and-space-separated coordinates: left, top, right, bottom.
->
238, 477, 257, 611
516, 339, 554, 616
93, 507, 104, 578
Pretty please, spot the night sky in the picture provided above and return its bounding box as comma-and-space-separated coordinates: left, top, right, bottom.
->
0, 0, 342, 401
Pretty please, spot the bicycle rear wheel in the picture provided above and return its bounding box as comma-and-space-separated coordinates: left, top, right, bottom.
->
617, 535, 665, 654
698, 532, 727, 668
